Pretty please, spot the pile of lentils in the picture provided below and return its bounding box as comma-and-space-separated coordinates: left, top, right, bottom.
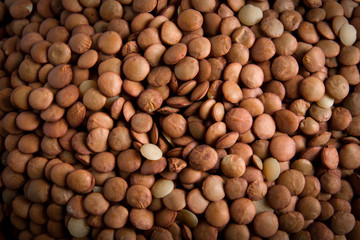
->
0, 0, 360, 239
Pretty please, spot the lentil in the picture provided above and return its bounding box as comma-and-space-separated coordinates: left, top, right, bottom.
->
0, 1, 359, 239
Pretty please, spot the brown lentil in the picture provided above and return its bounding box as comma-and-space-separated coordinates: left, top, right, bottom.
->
230, 198, 256, 225
0, 0, 359, 238
253, 212, 279, 238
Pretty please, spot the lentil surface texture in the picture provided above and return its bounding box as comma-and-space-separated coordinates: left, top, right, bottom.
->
0, 0, 360, 239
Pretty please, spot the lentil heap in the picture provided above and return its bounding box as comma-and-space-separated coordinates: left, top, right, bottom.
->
0, 0, 360, 239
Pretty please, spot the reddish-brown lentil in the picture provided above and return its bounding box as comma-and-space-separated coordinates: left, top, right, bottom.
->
0, 0, 359, 239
